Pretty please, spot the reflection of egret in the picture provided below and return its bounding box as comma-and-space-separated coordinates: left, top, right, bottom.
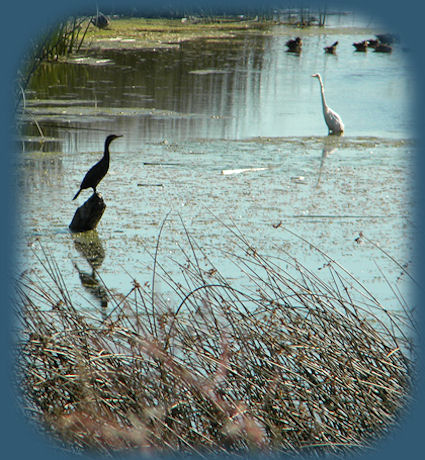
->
312, 73, 344, 136
73, 134, 122, 201
316, 143, 338, 187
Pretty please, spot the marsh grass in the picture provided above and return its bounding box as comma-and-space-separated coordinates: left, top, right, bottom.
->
78, 16, 273, 54
17, 16, 91, 108
16, 219, 415, 456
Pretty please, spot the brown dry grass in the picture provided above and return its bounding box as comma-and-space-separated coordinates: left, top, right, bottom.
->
15, 220, 415, 457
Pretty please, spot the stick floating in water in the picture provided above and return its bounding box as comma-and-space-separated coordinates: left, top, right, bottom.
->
221, 167, 267, 176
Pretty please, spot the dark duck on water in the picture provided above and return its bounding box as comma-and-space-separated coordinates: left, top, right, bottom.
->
374, 43, 392, 53
286, 36, 302, 53
353, 40, 368, 51
72, 134, 122, 201
324, 41, 338, 54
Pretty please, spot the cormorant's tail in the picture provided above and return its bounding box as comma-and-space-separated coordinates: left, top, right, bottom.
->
72, 189, 81, 201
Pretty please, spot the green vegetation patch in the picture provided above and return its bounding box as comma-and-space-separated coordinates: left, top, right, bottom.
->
82, 17, 273, 51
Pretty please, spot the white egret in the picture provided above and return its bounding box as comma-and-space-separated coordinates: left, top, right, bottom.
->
311, 73, 344, 135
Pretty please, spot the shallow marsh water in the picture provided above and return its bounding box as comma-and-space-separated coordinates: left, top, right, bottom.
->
18, 18, 415, 319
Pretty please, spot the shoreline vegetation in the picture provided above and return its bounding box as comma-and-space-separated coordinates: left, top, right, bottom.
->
16, 221, 415, 456
80, 17, 274, 52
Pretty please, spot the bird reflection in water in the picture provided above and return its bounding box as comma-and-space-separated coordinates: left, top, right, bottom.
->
72, 230, 108, 313
316, 141, 340, 187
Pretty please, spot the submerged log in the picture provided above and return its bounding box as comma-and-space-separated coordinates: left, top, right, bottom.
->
69, 193, 106, 232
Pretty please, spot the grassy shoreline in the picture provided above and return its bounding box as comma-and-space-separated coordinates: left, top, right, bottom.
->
81, 17, 274, 52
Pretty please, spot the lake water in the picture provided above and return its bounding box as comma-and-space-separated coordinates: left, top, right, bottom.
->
17, 18, 415, 319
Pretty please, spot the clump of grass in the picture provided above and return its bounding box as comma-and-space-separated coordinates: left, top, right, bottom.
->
17, 16, 91, 108
15, 220, 415, 456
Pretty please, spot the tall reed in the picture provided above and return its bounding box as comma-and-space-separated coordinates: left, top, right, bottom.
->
17, 16, 91, 109
15, 221, 415, 456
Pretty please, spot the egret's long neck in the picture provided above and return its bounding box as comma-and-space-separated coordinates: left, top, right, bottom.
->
315, 77, 327, 113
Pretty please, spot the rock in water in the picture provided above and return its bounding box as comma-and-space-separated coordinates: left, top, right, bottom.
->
69, 193, 106, 232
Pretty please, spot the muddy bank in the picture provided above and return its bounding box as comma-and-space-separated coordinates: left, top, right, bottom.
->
81, 17, 273, 52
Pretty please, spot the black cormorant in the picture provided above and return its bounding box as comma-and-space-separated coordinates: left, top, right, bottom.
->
72, 134, 122, 201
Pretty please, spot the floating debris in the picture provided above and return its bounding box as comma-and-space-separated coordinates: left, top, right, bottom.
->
137, 183, 164, 187
290, 176, 306, 184
221, 167, 267, 175
189, 69, 230, 75
354, 231, 364, 244
68, 57, 114, 66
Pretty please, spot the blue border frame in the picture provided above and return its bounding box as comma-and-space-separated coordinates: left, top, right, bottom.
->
3, 1, 423, 459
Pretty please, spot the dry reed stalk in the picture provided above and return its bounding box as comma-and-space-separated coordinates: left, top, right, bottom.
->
15, 223, 415, 456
